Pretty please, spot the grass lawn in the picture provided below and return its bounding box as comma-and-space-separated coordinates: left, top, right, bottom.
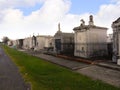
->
3, 45, 120, 90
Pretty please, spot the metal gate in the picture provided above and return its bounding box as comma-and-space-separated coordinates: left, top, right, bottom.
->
55, 39, 61, 51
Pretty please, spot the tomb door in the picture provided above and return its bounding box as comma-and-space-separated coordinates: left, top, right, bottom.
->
55, 39, 61, 51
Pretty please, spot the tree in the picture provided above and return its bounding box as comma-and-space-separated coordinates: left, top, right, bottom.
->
2, 36, 9, 44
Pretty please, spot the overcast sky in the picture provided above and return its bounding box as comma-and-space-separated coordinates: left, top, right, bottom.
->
0, 0, 120, 40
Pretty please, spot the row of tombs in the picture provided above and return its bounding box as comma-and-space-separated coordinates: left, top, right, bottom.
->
8, 15, 120, 65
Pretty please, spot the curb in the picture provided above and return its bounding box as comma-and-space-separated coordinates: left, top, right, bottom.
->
97, 63, 120, 71
57, 55, 100, 64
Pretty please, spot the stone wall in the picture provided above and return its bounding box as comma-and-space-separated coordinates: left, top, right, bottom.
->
36, 36, 53, 51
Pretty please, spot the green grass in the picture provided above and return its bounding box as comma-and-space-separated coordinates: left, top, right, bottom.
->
3, 45, 120, 90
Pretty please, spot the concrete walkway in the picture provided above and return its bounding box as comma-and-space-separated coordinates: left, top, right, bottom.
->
35, 54, 89, 70
0, 47, 29, 90
25, 50, 120, 87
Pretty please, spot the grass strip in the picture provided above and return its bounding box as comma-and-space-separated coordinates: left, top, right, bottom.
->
3, 45, 120, 90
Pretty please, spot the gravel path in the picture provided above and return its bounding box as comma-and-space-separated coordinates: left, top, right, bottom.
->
0, 47, 28, 90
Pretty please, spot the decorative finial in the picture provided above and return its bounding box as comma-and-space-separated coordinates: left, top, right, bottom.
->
89, 15, 94, 25
58, 23, 60, 31
80, 19, 85, 26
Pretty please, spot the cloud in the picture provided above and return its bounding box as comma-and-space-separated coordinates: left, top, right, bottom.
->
0, 0, 120, 41
0, 0, 44, 9
26, 0, 71, 23
0, 0, 71, 40
94, 0, 120, 34
65, 0, 120, 34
